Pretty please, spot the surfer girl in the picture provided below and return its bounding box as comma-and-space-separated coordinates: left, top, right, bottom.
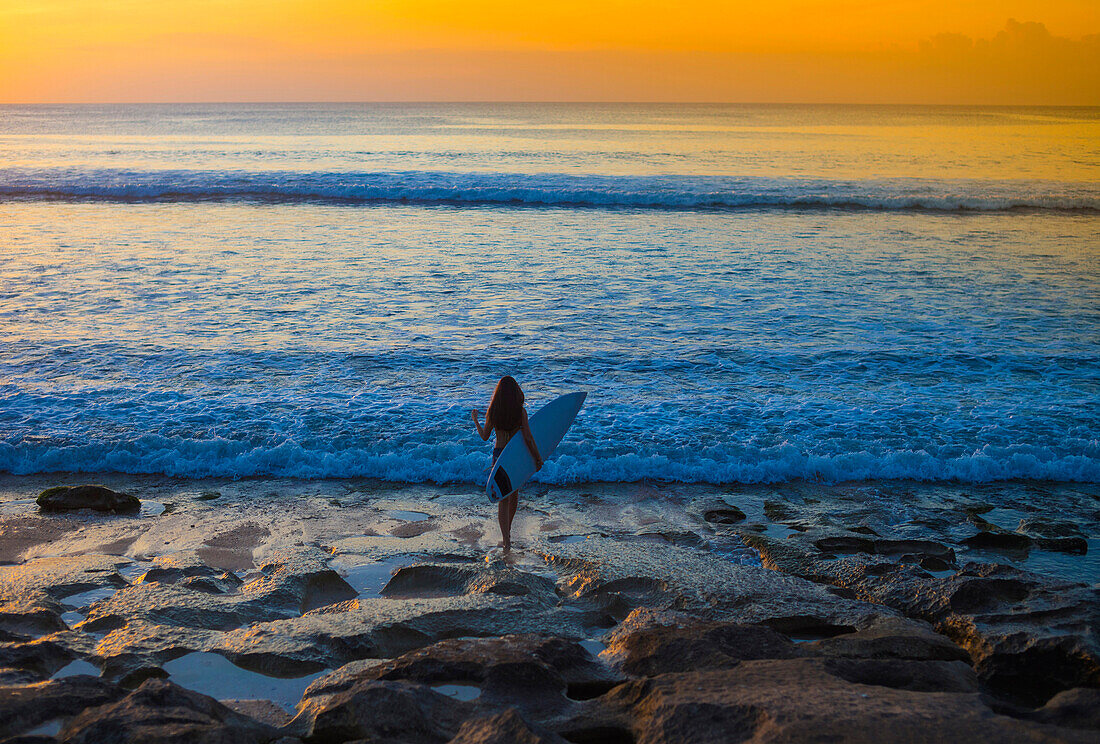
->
471, 376, 543, 552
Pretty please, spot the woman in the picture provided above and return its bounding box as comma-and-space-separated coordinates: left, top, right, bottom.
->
471, 376, 543, 552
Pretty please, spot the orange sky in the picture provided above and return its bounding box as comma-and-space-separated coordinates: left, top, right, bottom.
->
1, 1, 1098, 103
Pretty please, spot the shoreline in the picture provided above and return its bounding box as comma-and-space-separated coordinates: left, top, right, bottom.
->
1, 473, 1097, 740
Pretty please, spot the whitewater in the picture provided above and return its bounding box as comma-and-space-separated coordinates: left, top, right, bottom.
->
0, 103, 1097, 484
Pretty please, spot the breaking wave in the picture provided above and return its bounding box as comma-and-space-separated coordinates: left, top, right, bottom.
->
2, 168, 1097, 212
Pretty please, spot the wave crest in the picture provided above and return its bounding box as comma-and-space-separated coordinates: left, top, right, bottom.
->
2, 168, 1097, 212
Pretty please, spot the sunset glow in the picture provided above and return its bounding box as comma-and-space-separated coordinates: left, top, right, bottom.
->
2, 1, 1098, 103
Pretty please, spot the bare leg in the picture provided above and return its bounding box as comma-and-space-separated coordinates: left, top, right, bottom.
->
498, 491, 519, 551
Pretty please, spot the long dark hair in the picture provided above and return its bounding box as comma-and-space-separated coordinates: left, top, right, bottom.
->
486, 376, 524, 431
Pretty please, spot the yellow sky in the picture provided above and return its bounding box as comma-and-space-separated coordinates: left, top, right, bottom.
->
2, 1, 1098, 103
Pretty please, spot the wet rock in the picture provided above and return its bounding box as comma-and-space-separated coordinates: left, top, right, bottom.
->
1036, 537, 1089, 555
304, 635, 613, 722
865, 563, 1100, 706
1017, 519, 1086, 540
87, 620, 217, 679
806, 616, 970, 662
0, 637, 75, 677
763, 500, 796, 521
220, 699, 293, 728
601, 613, 797, 676
212, 594, 588, 678
543, 538, 890, 631
376, 563, 556, 602
81, 549, 357, 632
873, 539, 955, 561
293, 678, 470, 743
0, 675, 125, 740
821, 657, 979, 693
814, 536, 875, 554
920, 556, 953, 571
702, 507, 746, 524
0, 593, 68, 639
60, 678, 280, 744
448, 708, 569, 744
564, 659, 1092, 743
0, 555, 128, 603
964, 532, 1034, 551
0, 666, 42, 685
1033, 688, 1100, 730
37, 485, 140, 513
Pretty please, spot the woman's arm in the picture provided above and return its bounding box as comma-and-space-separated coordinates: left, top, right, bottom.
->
471, 409, 491, 441
519, 409, 543, 470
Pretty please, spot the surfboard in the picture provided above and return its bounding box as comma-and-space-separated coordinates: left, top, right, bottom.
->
486, 391, 586, 502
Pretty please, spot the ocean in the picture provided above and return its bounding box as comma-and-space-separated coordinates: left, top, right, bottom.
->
1, 103, 1098, 485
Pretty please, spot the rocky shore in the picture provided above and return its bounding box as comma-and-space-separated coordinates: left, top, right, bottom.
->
0, 474, 1096, 742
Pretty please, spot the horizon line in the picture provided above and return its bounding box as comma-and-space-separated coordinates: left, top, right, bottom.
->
3, 100, 1099, 108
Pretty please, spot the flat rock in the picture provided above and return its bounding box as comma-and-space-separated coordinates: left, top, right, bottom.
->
866, 563, 1100, 706
214, 594, 590, 678
806, 615, 970, 662
541, 537, 893, 630
303, 635, 615, 721
0, 555, 128, 603
37, 485, 140, 513
563, 659, 1093, 743
0, 593, 68, 640
292, 678, 472, 743
1033, 687, 1100, 730
447, 709, 569, 744
0, 675, 125, 739
601, 612, 797, 676
60, 678, 280, 744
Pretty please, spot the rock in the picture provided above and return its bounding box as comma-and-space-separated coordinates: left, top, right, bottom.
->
814, 536, 875, 554
60, 678, 280, 744
292, 678, 471, 743
87, 620, 217, 679
702, 507, 746, 525
0, 593, 68, 639
563, 659, 1093, 743
963, 531, 1033, 551
210, 594, 589, 678
1036, 537, 1089, 555
1033, 688, 1100, 730
36, 485, 140, 513
763, 500, 796, 521
219, 699, 293, 728
0, 555, 128, 604
0, 666, 42, 685
542, 538, 891, 631
601, 611, 797, 676
873, 539, 955, 562
380, 564, 557, 602
1017, 519, 1086, 540
0, 675, 125, 739
447, 709, 569, 744
865, 563, 1100, 706
302, 635, 615, 719
739, 528, 1099, 707
806, 616, 970, 662
821, 657, 979, 693
81, 549, 358, 633
0, 637, 75, 677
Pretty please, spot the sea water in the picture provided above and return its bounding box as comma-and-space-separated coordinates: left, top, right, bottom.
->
0, 104, 1097, 484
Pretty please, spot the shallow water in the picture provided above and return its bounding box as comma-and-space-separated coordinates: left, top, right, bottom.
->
0, 104, 1097, 486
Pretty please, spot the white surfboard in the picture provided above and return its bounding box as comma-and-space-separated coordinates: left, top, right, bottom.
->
486, 392, 586, 502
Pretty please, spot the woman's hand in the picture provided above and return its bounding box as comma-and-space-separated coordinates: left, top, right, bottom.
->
534, 457, 544, 471
470, 409, 480, 422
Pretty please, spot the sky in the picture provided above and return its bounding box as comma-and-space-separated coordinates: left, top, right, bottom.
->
1, 1, 1098, 103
